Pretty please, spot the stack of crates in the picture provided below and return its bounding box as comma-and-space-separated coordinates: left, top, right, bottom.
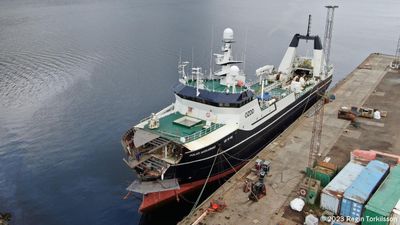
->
340, 160, 389, 222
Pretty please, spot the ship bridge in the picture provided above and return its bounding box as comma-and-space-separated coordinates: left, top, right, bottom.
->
173, 82, 254, 108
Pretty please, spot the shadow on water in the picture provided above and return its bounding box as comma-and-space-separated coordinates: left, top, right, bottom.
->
139, 175, 234, 225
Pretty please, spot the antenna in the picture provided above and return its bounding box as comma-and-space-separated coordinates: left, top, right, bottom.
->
179, 49, 182, 64
192, 67, 201, 96
178, 49, 182, 79
191, 47, 194, 81
323, 5, 339, 73
209, 26, 214, 79
243, 29, 248, 72
196, 68, 199, 96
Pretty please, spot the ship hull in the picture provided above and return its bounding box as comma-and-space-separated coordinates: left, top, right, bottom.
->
140, 76, 332, 212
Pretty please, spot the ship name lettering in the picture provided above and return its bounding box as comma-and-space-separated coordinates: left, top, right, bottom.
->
224, 136, 233, 143
188, 146, 216, 157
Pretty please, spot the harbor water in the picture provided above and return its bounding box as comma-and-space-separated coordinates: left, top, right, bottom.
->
0, 0, 399, 224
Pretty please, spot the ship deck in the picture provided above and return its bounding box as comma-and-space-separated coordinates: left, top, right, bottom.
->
143, 112, 224, 143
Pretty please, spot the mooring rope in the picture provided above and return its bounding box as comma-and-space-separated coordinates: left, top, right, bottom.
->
189, 148, 220, 215
224, 151, 251, 162
221, 153, 237, 173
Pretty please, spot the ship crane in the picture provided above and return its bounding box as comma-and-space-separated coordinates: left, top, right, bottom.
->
308, 99, 325, 168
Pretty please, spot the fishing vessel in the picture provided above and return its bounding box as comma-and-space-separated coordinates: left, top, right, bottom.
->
121, 25, 333, 212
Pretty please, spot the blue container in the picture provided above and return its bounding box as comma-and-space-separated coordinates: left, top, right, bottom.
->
340, 160, 389, 222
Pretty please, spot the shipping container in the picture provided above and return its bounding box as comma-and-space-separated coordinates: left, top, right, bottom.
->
318, 161, 338, 172
307, 161, 338, 187
320, 161, 365, 215
298, 177, 320, 204
340, 160, 389, 222
362, 166, 400, 225
307, 165, 336, 187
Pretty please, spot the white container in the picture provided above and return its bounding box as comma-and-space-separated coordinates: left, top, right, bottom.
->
390, 200, 400, 225
320, 162, 365, 215
290, 198, 305, 212
305, 214, 318, 225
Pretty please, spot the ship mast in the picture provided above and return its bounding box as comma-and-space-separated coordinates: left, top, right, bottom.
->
214, 28, 242, 77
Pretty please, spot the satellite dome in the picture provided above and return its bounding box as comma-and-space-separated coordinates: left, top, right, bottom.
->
223, 28, 234, 42
230, 65, 240, 75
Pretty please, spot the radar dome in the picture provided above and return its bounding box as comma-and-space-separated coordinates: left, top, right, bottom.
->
223, 28, 234, 42
230, 65, 239, 75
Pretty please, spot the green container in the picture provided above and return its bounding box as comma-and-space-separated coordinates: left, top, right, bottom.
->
362, 165, 400, 225
299, 177, 320, 205
306, 188, 319, 205
306, 166, 335, 187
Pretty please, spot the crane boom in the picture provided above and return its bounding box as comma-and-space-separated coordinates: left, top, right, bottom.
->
308, 99, 325, 168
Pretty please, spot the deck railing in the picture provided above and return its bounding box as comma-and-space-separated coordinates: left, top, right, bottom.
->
186, 80, 246, 94
153, 123, 224, 144
181, 123, 224, 143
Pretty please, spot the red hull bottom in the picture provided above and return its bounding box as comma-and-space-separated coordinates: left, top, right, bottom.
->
139, 163, 245, 212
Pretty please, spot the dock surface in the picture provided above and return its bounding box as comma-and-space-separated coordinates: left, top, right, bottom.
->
179, 53, 399, 225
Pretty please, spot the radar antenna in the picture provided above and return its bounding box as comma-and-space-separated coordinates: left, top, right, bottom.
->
178, 54, 189, 84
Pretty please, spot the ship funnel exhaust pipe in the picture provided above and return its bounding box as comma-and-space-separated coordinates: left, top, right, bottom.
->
306, 14, 312, 38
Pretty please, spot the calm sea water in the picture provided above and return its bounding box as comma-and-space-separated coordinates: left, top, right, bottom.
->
0, 0, 399, 224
